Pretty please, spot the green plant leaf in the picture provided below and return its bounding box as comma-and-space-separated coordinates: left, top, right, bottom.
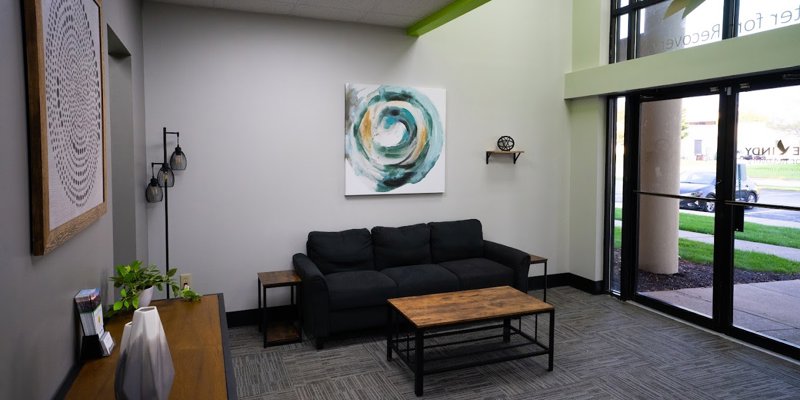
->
110, 260, 180, 310
113, 301, 122, 311
179, 287, 202, 302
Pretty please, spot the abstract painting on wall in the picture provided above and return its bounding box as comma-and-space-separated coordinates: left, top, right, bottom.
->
23, 0, 107, 255
345, 84, 446, 195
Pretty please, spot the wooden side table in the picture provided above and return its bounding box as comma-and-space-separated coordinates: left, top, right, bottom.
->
530, 254, 548, 302
530, 254, 548, 341
257, 270, 302, 347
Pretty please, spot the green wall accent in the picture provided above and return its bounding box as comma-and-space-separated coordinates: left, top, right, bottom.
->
572, 0, 610, 71
565, 23, 800, 99
406, 0, 492, 37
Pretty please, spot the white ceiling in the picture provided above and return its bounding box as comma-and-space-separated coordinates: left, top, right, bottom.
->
148, 0, 455, 28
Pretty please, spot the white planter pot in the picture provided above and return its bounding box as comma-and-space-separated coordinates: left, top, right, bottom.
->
115, 306, 174, 400
138, 286, 154, 308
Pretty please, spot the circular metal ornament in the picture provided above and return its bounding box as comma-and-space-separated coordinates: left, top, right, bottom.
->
497, 136, 515, 151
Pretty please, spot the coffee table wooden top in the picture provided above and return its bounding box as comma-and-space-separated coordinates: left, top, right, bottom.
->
388, 286, 553, 329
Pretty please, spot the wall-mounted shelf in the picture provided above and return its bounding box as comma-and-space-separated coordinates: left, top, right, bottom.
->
486, 150, 524, 164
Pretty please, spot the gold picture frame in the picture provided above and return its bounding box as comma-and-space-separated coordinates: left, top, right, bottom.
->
23, 0, 107, 255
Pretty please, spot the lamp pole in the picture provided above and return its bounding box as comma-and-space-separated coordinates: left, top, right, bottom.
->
161, 128, 180, 298
146, 127, 186, 299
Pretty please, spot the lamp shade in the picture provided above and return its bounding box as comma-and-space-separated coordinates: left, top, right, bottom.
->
170, 145, 187, 170
157, 165, 174, 188
146, 178, 163, 203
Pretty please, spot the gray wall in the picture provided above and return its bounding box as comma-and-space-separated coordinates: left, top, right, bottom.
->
0, 0, 146, 397
142, 0, 574, 312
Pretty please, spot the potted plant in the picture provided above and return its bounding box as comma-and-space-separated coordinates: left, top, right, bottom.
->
110, 260, 179, 313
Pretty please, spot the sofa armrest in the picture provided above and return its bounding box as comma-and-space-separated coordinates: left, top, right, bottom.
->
292, 253, 331, 339
484, 240, 530, 293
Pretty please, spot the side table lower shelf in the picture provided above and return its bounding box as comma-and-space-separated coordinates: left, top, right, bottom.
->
264, 320, 301, 345
258, 270, 302, 347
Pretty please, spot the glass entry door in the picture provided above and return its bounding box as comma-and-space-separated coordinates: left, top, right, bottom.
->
731, 85, 800, 349
620, 71, 800, 358
633, 94, 720, 319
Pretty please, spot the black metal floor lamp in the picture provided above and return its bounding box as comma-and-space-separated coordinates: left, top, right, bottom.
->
145, 127, 187, 298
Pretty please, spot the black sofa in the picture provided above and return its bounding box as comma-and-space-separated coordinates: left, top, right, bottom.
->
292, 219, 531, 349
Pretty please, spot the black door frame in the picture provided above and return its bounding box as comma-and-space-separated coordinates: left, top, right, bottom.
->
612, 68, 800, 360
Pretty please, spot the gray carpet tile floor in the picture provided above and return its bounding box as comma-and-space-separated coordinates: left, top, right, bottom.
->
228, 287, 800, 399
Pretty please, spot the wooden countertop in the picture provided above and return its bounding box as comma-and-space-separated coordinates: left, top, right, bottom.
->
66, 294, 236, 399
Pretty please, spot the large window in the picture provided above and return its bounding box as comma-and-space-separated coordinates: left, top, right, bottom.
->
611, 0, 800, 62
606, 72, 800, 360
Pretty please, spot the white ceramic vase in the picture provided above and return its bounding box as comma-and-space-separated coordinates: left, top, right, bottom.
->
137, 286, 154, 308
115, 306, 174, 400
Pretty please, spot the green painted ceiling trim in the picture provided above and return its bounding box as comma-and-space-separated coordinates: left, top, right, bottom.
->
406, 0, 492, 37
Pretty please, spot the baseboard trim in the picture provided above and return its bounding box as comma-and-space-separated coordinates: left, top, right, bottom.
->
229, 275, 606, 327
54, 363, 81, 399
227, 304, 295, 328
528, 272, 571, 290
528, 273, 604, 295
568, 273, 605, 295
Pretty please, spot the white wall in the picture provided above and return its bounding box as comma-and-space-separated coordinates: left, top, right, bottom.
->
564, 0, 611, 282
143, 0, 573, 311
0, 0, 146, 398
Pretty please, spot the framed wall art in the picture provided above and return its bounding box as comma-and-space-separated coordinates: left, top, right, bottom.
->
345, 83, 446, 196
23, 0, 107, 255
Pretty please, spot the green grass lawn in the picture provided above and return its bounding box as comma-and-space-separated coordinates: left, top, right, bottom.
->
613, 227, 800, 274
614, 208, 800, 249
747, 163, 800, 180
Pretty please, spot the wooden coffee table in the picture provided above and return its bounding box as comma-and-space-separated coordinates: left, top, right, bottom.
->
386, 286, 554, 396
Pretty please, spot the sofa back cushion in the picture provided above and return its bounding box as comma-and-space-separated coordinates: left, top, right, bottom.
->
307, 228, 374, 274
428, 219, 484, 262
371, 224, 432, 269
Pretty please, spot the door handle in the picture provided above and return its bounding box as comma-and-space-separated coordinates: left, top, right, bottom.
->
733, 205, 745, 232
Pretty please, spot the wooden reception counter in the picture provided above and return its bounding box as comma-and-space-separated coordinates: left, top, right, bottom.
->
66, 294, 236, 399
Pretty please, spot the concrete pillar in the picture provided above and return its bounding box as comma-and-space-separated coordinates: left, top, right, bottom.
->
636, 7, 685, 275
638, 100, 681, 274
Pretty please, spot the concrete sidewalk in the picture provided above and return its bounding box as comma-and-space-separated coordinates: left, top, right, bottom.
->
614, 219, 800, 262
678, 230, 800, 262
644, 280, 800, 345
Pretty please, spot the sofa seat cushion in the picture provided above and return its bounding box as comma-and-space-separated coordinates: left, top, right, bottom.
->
439, 258, 514, 290
326, 270, 398, 310
382, 264, 460, 297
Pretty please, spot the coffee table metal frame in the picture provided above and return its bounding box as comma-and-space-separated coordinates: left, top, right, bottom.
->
386, 289, 554, 396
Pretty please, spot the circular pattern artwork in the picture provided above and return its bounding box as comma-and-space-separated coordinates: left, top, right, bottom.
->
346, 85, 444, 193
497, 136, 515, 151
45, 0, 102, 208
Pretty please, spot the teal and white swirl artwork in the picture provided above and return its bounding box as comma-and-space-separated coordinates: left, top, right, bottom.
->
345, 83, 446, 195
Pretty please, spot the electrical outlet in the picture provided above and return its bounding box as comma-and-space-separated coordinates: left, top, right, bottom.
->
180, 273, 192, 290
